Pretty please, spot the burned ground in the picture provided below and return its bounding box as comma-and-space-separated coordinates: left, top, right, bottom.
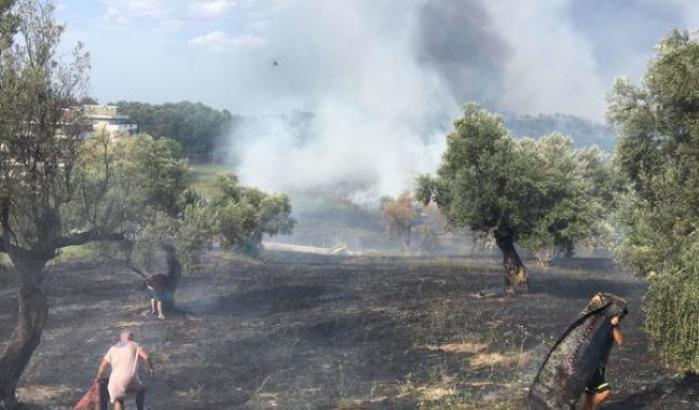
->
1, 252, 696, 409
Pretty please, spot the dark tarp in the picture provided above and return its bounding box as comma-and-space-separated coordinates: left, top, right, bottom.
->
529, 292, 628, 409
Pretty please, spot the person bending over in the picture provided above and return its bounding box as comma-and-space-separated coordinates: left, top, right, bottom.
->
582, 315, 624, 410
96, 330, 155, 410
145, 272, 170, 319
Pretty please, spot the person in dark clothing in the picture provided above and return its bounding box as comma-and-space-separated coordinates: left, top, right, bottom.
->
582, 315, 624, 410
145, 273, 169, 319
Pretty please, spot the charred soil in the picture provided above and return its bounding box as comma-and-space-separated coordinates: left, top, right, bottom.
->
0, 253, 695, 409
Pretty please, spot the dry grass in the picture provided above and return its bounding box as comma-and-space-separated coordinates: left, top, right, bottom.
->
422, 341, 489, 354
113, 320, 146, 328
418, 385, 457, 401
397, 376, 456, 401
469, 351, 530, 368
17, 384, 75, 402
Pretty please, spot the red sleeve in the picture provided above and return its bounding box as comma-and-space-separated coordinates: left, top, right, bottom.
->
146, 274, 170, 289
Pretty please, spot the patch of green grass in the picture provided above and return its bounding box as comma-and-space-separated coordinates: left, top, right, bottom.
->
188, 163, 232, 199
48, 245, 100, 266
3, 244, 101, 269
289, 191, 374, 215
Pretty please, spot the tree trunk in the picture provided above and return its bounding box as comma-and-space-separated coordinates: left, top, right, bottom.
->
563, 243, 575, 258
494, 225, 528, 294
0, 258, 49, 409
162, 244, 181, 309
401, 226, 412, 253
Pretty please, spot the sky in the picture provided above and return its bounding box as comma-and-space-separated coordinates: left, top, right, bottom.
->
55, 0, 697, 121
53, 0, 699, 199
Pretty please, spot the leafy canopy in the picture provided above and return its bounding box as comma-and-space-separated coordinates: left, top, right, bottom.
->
0, 0, 97, 262
609, 30, 699, 371
417, 103, 609, 254
89, 133, 296, 272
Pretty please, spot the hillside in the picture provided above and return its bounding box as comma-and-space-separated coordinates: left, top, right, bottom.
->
506, 113, 617, 151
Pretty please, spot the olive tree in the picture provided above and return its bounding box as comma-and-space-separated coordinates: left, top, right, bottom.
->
417, 103, 608, 292
0, 3, 295, 405
208, 173, 295, 254
609, 30, 699, 372
515, 136, 611, 262
105, 134, 295, 307
101, 134, 209, 307
0, 1, 115, 406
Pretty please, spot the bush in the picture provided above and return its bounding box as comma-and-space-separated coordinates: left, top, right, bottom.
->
608, 31, 699, 372
645, 269, 699, 372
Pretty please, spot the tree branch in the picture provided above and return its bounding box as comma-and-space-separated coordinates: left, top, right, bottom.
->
101, 253, 148, 279
55, 230, 124, 248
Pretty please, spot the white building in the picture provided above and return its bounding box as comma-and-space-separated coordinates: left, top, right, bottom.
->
82, 105, 137, 137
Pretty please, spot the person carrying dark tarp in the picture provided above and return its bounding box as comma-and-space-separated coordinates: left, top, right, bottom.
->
528, 292, 628, 410
582, 314, 624, 410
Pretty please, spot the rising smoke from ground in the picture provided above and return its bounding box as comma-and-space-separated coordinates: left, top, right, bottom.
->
223, 0, 686, 203
229, 0, 469, 203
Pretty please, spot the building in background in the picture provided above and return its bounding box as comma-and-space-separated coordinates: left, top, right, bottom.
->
82, 105, 137, 137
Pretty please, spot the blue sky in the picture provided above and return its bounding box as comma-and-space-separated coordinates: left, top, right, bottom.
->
55, 0, 697, 121
56, 1, 283, 112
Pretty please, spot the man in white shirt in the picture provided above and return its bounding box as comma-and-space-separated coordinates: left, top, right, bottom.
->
95, 330, 154, 410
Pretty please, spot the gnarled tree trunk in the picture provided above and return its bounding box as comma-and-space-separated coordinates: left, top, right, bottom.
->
494, 224, 528, 293
0, 256, 49, 410
162, 244, 182, 309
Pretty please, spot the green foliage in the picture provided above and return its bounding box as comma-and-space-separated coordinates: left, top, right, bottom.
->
418, 103, 612, 256
85, 134, 295, 271
644, 242, 699, 372
116, 133, 189, 216
609, 30, 699, 371
0, 1, 17, 52
209, 174, 295, 254
112, 100, 234, 158
0, 0, 94, 256
187, 163, 231, 199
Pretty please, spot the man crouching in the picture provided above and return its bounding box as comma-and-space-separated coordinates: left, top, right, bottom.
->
95, 330, 155, 410
146, 272, 170, 320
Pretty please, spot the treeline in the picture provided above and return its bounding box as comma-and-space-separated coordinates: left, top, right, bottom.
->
506, 113, 617, 152
111, 100, 237, 160
109, 103, 616, 165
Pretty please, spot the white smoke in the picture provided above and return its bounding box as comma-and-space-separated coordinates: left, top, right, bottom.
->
483, 0, 606, 121
222, 0, 677, 201
230, 0, 457, 202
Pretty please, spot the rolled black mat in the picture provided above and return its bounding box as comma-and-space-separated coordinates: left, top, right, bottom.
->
529, 292, 628, 409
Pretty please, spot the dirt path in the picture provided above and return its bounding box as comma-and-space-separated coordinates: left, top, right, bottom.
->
1, 253, 695, 409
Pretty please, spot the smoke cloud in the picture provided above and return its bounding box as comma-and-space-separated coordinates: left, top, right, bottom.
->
230, 0, 468, 202
229, 0, 509, 201
222, 0, 689, 201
